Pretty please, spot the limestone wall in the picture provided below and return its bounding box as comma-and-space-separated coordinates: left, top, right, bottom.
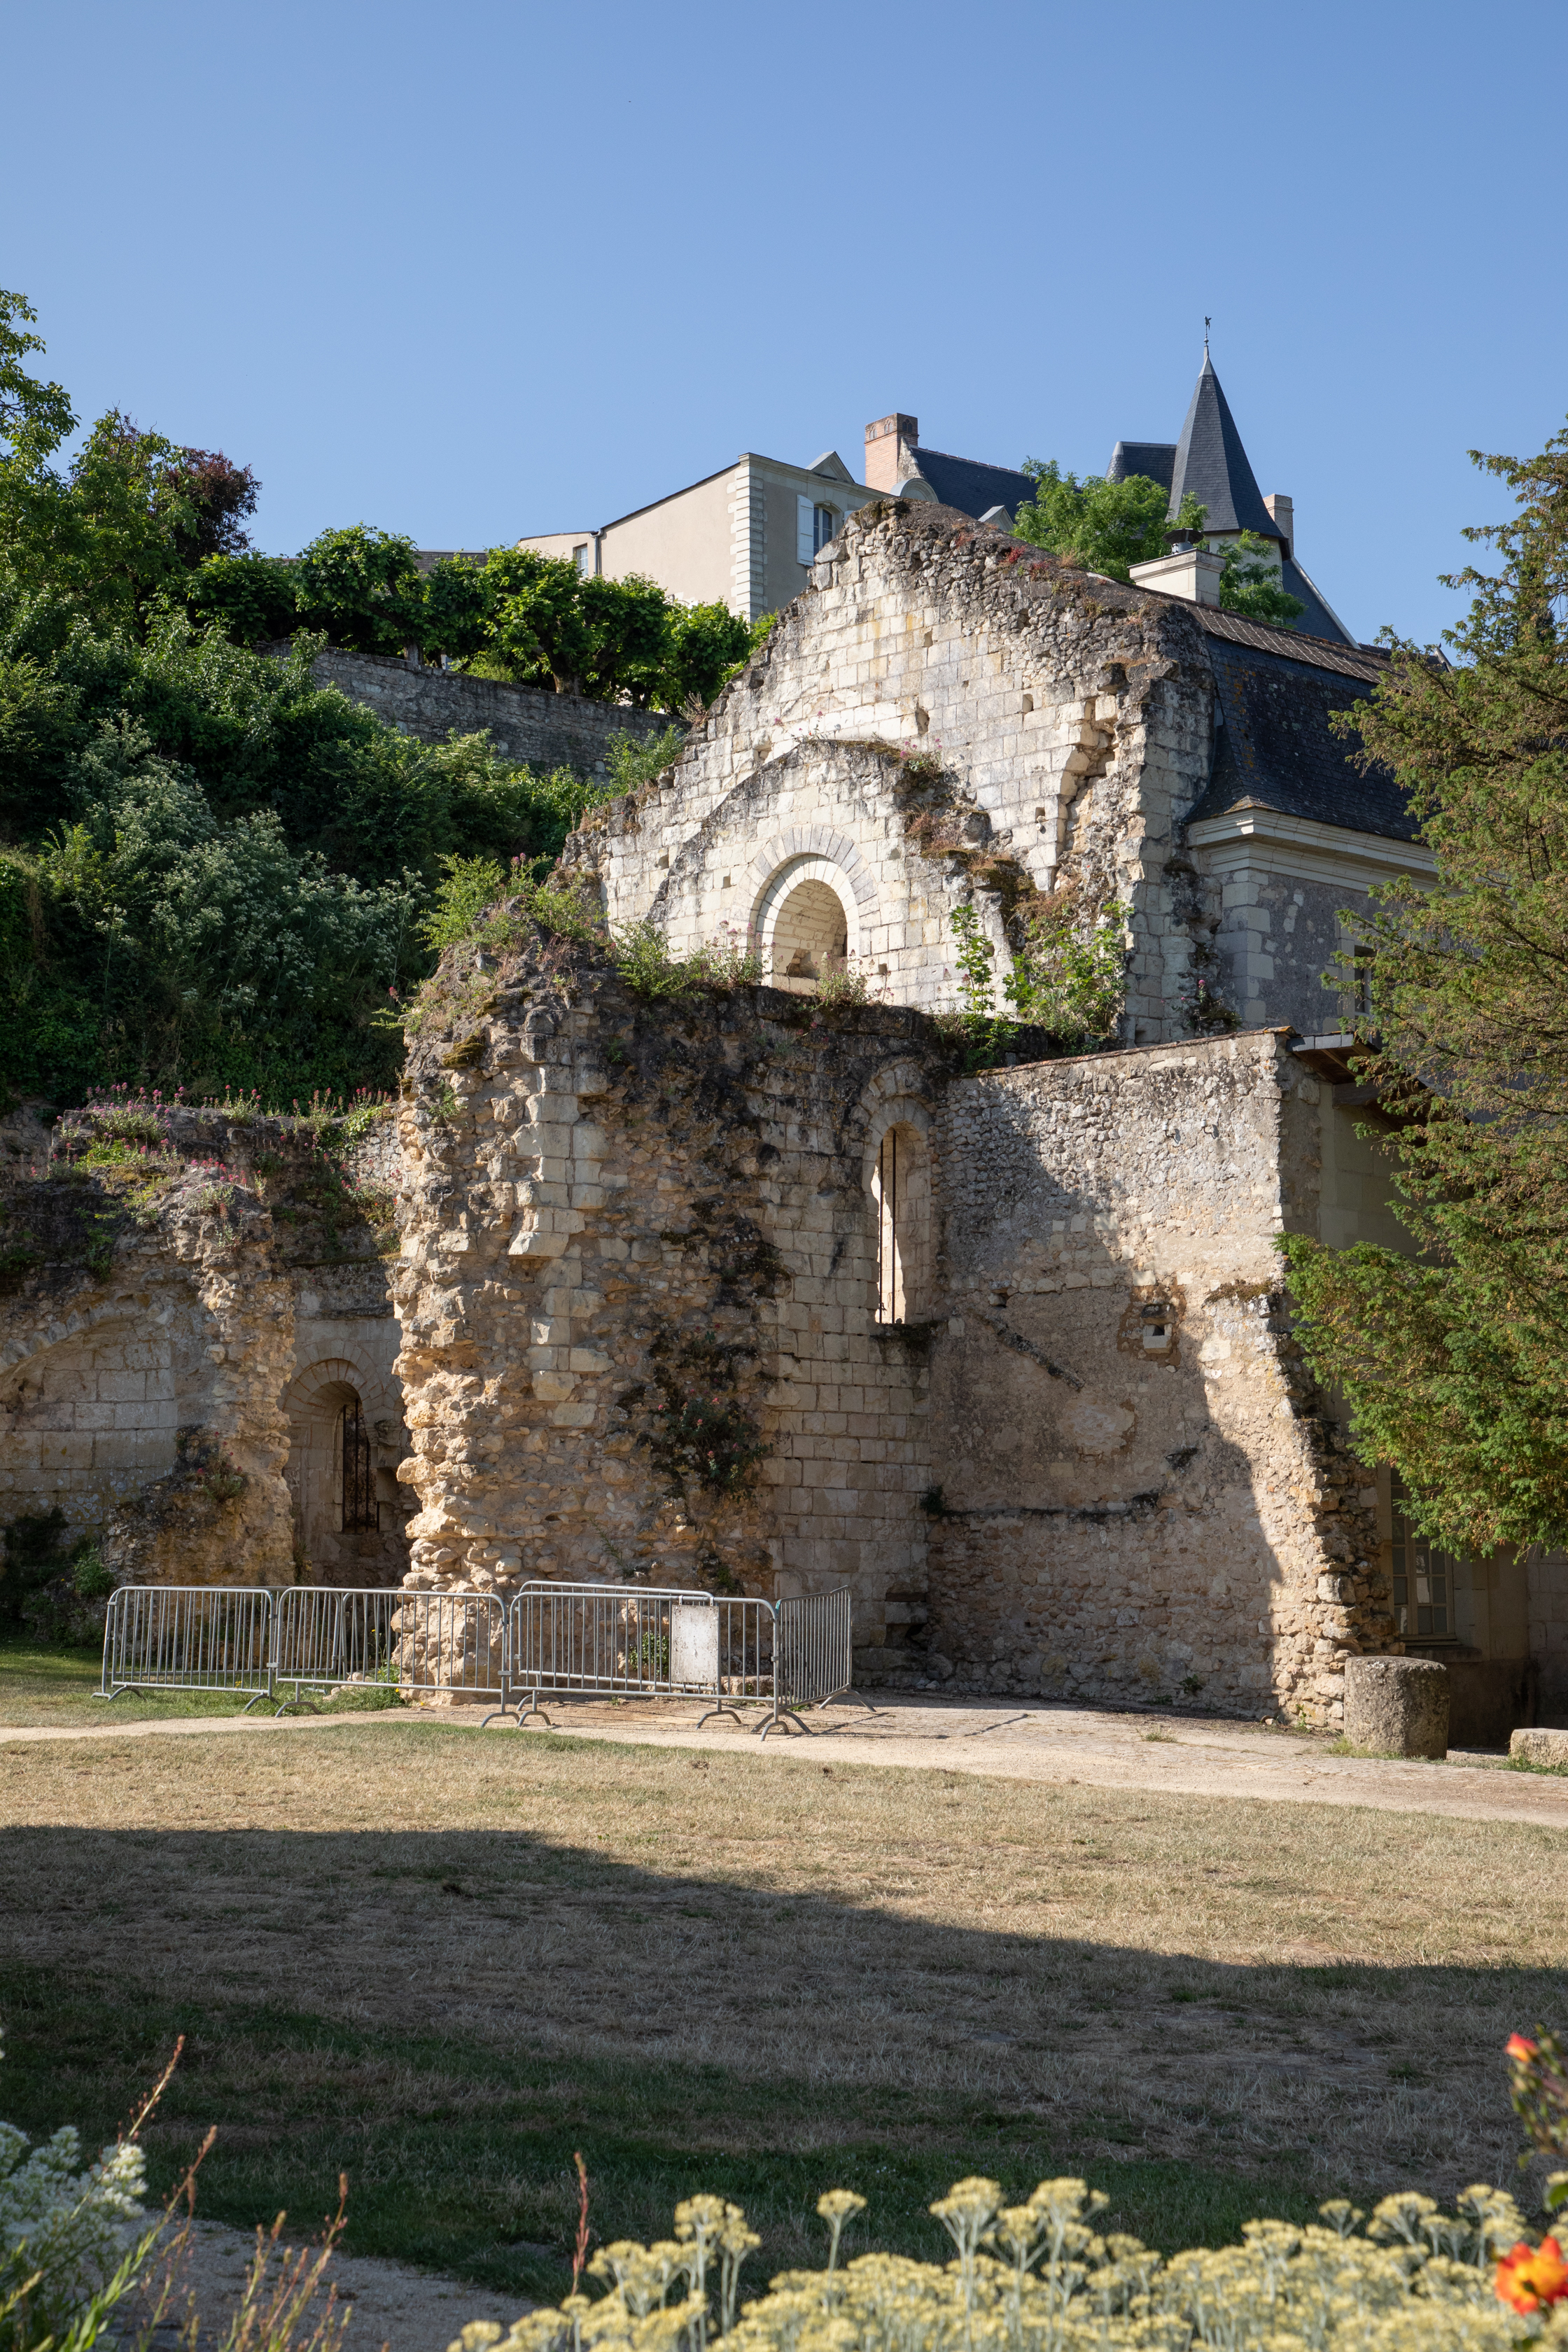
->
913, 1033, 1390, 1722
389, 923, 1391, 1721
560, 503, 1219, 1039
260, 643, 675, 776
391, 925, 949, 1626
0, 1106, 409, 1592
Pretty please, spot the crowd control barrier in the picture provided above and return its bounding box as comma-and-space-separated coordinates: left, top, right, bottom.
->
97, 1578, 867, 1731
99, 1584, 278, 1711
489, 1578, 867, 1737
273, 1586, 504, 1709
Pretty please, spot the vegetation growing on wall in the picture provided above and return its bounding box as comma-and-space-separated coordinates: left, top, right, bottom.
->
0, 288, 634, 1108
1011, 461, 1205, 582
191, 531, 765, 714
1280, 413, 1568, 1553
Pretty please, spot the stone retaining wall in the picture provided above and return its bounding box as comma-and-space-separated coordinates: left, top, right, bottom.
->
260, 643, 676, 776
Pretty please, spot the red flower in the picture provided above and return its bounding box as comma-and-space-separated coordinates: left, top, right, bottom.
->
1497, 2236, 1568, 2314
1507, 2034, 1541, 2063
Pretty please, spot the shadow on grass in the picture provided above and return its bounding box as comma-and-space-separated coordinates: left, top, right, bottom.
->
0, 1959, 1339, 2305
1, 1757, 1560, 2301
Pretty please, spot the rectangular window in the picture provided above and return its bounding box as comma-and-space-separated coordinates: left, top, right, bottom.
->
813, 503, 839, 554
573, 542, 591, 575
1390, 1483, 1451, 1639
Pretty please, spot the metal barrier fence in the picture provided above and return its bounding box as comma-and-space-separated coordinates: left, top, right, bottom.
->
97, 1578, 867, 1732
99, 1584, 277, 1712
491, 1579, 866, 1736
273, 1587, 504, 1710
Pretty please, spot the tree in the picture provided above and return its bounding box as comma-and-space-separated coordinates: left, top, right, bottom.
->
663, 600, 755, 713
1219, 530, 1306, 628
0, 288, 74, 470
1011, 461, 1205, 582
1278, 416, 1568, 1553
293, 524, 426, 656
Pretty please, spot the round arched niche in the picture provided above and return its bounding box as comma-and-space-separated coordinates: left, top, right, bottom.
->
282, 1355, 407, 1587
752, 856, 859, 993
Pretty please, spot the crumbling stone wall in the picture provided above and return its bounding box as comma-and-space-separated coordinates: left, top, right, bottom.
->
391, 924, 949, 1623
390, 923, 1391, 1721
912, 1033, 1390, 1722
0, 1104, 408, 1592
560, 503, 1220, 1040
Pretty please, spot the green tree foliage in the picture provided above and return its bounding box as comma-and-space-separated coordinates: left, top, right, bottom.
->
0, 293, 628, 1107
194, 536, 757, 715
1219, 529, 1306, 628
1011, 461, 1206, 582
1279, 416, 1568, 1552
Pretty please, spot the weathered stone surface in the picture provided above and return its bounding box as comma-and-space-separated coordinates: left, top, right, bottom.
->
1510, 1726, 1568, 1768
0, 1105, 408, 1590
1343, 1656, 1450, 1757
389, 927, 1391, 1719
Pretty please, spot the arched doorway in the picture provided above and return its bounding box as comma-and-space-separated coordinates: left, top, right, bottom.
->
752, 857, 860, 994
283, 1359, 407, 1586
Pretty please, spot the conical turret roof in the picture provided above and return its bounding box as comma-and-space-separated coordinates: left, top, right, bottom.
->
1167, 354, 1278, 538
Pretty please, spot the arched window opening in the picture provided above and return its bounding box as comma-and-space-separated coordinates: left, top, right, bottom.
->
771, 878, 848, 990
873, 1121, 931, 1325
339, 1399, 377, 1532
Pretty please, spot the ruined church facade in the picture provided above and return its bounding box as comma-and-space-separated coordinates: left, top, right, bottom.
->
386, 493, 1563, 1728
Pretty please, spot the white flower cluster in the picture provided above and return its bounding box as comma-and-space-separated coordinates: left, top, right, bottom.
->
449, 2176, 1568, 2352
0, 2115, 146, 2339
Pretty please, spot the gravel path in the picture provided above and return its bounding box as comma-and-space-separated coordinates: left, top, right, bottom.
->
6, 1692, 1567, 1828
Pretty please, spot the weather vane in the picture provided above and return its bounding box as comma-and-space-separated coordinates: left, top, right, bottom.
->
1204, 316, 1212, 354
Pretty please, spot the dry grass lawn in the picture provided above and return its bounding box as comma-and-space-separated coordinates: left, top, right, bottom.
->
1, 1718, 1563, 2295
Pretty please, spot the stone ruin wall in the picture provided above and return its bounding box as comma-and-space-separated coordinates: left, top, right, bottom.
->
0, 1105, 409, 1595
391, 926, 1387, 1721
918, 1032, 1390, 1723
391, 929, 949, 1617
561, 501, 1223, 1042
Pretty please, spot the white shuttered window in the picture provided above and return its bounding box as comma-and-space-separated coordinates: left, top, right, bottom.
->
797, 494, 816, 565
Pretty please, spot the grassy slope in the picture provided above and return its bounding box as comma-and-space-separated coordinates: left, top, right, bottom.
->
0, 1714, 1561, 2304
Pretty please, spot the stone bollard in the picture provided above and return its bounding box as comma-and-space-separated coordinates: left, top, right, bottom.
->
1343, 1656, 1450, 1758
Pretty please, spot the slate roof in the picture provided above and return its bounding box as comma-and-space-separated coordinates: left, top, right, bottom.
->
1106, 440, 1176, 491
1168, 356, 1280, 540
1183, 630, 1416, 844
908, 447, 1037, 522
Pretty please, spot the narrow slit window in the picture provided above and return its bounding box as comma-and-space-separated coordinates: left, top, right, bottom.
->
874, 1122, 931, 1326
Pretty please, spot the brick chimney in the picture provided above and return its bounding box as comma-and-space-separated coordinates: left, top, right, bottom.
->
1264, 493, 1294, 559
864, 413, 918, 493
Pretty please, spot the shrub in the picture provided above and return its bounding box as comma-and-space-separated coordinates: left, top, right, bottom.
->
0, 2090, 147, 2351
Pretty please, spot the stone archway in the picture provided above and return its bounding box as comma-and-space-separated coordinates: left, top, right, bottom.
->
283, 1355, 409, 1587
752, 855, 860, 993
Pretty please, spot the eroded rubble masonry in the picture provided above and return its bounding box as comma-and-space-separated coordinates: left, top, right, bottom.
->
392, 930, 1389, 1721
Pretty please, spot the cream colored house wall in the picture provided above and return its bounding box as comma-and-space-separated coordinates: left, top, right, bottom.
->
598, 470, 735, 608
523, 458, 883, 623
514, 531, 595, 568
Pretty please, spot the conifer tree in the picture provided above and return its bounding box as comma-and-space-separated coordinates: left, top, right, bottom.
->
1280, 419, 1568, 1551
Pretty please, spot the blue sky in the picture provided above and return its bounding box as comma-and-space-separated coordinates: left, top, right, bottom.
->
5, 0, 1563, 649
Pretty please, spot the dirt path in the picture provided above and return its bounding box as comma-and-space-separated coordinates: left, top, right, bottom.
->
144, 2218, 531, 2352
5, 1693, 1566, 1828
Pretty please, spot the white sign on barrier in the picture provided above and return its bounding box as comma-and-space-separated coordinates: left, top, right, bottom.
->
669, 1601, 720, 1688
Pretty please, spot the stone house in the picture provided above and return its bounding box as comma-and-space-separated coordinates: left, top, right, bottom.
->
513, 411, 1044, 622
